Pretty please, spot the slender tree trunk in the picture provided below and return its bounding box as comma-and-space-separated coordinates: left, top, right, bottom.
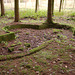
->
47, 0, 53, 23
52, 0, 54, 16
14, 0, 19, 22
1, 0, 5, 16
59, 0, 63, 12
35, 0, 39, 13
73, 0, 75, 8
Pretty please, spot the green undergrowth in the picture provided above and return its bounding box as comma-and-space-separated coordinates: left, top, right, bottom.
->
5, 9, 47, 19
2, 9, 75, 19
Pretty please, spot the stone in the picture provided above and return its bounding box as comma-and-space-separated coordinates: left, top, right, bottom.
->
59, 70, 64, 74
57, 58, 61, 61
13, 51, 21, 54
53, 61, 56, 64
65, 65, 68, 68
36, 71, 39, 74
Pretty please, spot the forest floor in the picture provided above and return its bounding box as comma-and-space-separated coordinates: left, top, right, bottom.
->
0, 15, 75, 75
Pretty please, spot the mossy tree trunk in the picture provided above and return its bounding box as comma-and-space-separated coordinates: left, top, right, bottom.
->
0, 0, 5, 16
35, 0, 39, 13
14, 0, 19, 22
47, 0, 53, 23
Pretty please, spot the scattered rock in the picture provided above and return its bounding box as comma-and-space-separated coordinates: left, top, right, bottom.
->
9, 69, 14, 71
13, 51, 22, 53
21, 67, 24, 69
69, 55, 72, 58
49, 69, 52, 71
53, 61, 56, 64
36, 71, 39, 74
59, 70, 64, 74
65, 65, 68, 68
2, 70, 6, 73
7, 71, 9, 74
57, 58, 61, 61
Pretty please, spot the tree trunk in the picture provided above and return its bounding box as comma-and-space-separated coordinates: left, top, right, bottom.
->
47, 0, 53, 23
59, 0, 63, 12
73, 0, 75, 8
35, 0, 39, 13
14, 0, 19, 22
52, 0, 54, 16
1, 0, 5, 16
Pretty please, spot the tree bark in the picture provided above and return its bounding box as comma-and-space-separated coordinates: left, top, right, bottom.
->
52, 0, 54, 16
47, 0, 53, 23
59, 0, 63, 12
1, 0, 5, 16
35, 0, 39, 13
14, 0, 19, 22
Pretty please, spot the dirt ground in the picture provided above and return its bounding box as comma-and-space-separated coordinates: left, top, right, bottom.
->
0, 16, 75, 75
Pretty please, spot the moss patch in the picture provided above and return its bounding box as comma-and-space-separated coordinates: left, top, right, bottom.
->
8, 47, 14, 52
24, 43, 31, 47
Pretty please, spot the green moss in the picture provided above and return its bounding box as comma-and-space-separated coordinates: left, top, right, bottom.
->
57, 34, 67, 39
8, 47, 14, 52
7, 24, 39, 30
54, 38, 61, 43
46, 54, 58, 60
70, 38, 75, 41
24, 43, 31, 47
21, 70, 27, 74
19, 47, 24, 51
34, 66, 42, 72
0, 32, 15, 42
53, 29, 63, 33
53, 65, 59, 70
26, 32, 29, 35
11, 44, 17, 47
17, 42, 22, 45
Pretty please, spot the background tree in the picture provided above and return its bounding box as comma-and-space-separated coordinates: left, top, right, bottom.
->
47, 0, 53, 23
35, 0, 39, 13
59, 0, 64, 12
0, 0, 5, 16
14, 0, 19, 22
52, 0, 54, 16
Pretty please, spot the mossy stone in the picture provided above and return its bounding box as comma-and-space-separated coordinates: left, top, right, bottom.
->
19, 47, 24, 51
0, 32, 15, 42
26, 33, 29, 35
11, 44, 17, 47
17, 42, 22, 45
8, 47, 14, 52
24, 43, 31, 47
